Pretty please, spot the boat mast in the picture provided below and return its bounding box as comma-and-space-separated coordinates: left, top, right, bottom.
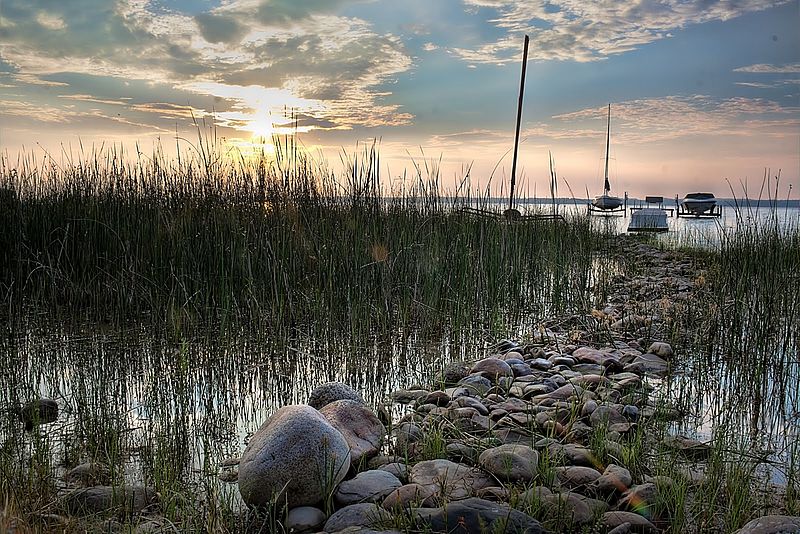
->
603, 103, 611, 195
509, 34, 529, 211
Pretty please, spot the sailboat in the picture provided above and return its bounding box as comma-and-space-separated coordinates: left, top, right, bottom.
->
592, 104, 623, 210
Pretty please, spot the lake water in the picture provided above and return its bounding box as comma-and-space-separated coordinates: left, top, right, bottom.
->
1, 199, 797, 501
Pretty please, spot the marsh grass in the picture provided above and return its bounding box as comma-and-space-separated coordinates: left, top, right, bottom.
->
0, 141, 599, 338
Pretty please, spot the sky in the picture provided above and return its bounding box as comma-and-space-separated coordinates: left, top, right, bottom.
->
1, 0, 799, 199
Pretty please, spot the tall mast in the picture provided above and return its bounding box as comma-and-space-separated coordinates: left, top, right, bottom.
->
509, 34, 529, 211
603, 103, 611, 194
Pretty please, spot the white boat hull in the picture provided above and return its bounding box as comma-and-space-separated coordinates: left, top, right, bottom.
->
592, 194, 623, 210
681, 199, 716, 214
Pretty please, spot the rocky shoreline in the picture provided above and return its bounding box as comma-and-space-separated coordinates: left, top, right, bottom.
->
15, 239, 800, 533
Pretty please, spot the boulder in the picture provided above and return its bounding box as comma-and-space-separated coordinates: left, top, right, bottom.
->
478, 444, 538, 482
320, 400, 385, 467
409, 459, 494, 500
62, 485, 157, 516
733, 515, 800, 534
308, 382, 365, 410
647, 342, 673, 360
381, 483, 437, 510
470, 358, 514, 381
238, 405, 350, 508
335, 470, 402, 506
19, 398, 58, 431
323, 503, 392, 532
286, 506, 326, 533
553, 466, 601, 490
594, 464, 632, 495
601, 511, 659, 533
414, 497, 546, 533
64, 462, 111, 486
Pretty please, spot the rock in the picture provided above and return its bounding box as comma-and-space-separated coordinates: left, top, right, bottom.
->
320, 400, 385, 467
323, 503, 392, 532
594, 464, 632, 495
377, 462, 407, 482
421, 391, 450, 407
446, 442, 478, 464
457, 375, 492, 396
438, 362, 471, 386
647, 342, 673, 360
238, 405, 350, 508
553, 466, 601, 490
470, 358, 514, 381
478, 444, 538, 482
629, 353, 669, 376
733, 515, 800, 534
590, 405, 627, 427
64, 462, 111, 486
335, 470, 402, 506
546, 443, 595, 467
619, 483, 658, 515
601, 511, 659, 533
541, 492, 594, 526
286, 506, 326, 533
455, 396, 490, 415
662, 435, 711, 460
391, 389, 429, 404
308, 382, 365, 410
19, 398, 58, 431
381, 483, 437, 510
409, 459, 493, 500
392, 422, 423, 455
62, 485, 157, 516
414, 497, 546, 533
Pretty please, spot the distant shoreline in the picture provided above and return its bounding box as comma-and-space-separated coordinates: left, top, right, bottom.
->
498, 197, 800, 208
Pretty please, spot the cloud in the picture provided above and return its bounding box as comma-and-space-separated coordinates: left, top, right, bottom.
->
454, 0, 791, 64
0, 0, 413, 136
733, 63, 800, 73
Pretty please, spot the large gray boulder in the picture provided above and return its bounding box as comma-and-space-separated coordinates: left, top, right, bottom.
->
478, 444, 538, 482
319, 400, 385, 467
238, 405, 350, 508
733, 515, 800, 534
308, 382, 365, 410
414, 497, 546, 533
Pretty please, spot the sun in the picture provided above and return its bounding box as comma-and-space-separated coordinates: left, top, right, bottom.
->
247, 115, 275, 142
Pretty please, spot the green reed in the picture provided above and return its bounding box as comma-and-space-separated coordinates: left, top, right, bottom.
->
0, 140, 601, 338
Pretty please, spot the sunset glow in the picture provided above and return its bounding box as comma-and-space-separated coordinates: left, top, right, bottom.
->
0, 0, 797, 197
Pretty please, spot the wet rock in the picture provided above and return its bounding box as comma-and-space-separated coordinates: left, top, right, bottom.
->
662, 435, 711, 460
421, 391, 450, 407
335, 470, 402, 506
409, 459, 494, 500
320, 399, 385, 467
601, 511, 659, 533
391, 389, 429, 404
454, 396, 489, 415
479, 443, 538, 482
308, 382, 365, 410
286, 506, 326, 533
458, 375, 492, 396
647, 342, 673, 360
438, 362, 471, 386
62, 485, 157, 516
323, 503, 392, 532
65, 462, 111, 486
628, 353, 668, 376
594, 464, 632, 495
238, 405, 350, 508
470, 358, 514, 381
541, 492, 593, 526
19, 398, 58, 431
733, 515, 800, 534
381, 483, 436, 510
446, 442, 478, 464
414, 497, 546, 534
619, 483, 658, 515
553, 466, 601, 490
590, 405, 627, 427
546, 443, 595, 467
377, 462, 407, 482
